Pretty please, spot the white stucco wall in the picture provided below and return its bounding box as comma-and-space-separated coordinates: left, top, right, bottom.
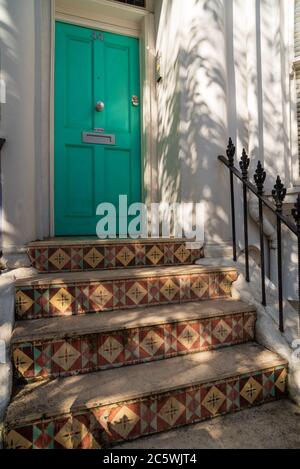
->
155, 0, 231, 247
0, 0, 36, 253
0, 0, 50, 264
155, 0, 296, 189
155, 0, 298, 297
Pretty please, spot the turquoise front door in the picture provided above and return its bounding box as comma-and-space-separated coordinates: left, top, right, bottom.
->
54, 22, 141, 235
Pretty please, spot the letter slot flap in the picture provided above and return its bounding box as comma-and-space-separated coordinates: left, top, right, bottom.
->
82, 132, 116, 145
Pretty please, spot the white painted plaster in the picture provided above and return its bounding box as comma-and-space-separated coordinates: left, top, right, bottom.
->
155, 0, 299, 297
0, 0, 41, 256
0, 267, 37, 443
0, 273, 14, 440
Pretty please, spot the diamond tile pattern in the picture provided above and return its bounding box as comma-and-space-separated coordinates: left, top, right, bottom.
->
15, 270, 238, 320
5, 365, 287, 449
13, 311, 256, 382
7, 236, 289, 450
28, 241, 203, 273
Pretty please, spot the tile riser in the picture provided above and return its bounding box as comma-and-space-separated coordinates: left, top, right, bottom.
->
5, 365, 288, 449
12, 311, 256, 383
28, 243, 203, 273
15, 270, 238, 320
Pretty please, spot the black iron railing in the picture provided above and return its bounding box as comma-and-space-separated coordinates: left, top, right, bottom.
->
219, 138, 300, 333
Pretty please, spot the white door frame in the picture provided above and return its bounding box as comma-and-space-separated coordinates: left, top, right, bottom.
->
49, 0, 158, 236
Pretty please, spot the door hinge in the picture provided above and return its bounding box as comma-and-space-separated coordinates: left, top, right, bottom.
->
92, 31, 104, 41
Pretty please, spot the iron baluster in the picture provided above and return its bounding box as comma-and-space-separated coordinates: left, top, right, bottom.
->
218, 139, 300, 334
272, 176, 286, 333
254, 161, 267, 306
226, 138, 237, 262
239, 149, 250, 282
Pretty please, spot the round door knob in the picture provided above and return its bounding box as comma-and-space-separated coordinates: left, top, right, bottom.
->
95, 101, 105, 112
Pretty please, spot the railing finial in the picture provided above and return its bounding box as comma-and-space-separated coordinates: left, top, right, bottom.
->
272, 176, 286, 213
239, 149, 250, 180
254, 160, 266, 195
292, 194, 300, 231
226, 138, 235, 167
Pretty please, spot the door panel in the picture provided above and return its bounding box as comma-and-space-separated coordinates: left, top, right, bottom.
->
66, 146, 95, 217
55, 22, 141, 235
103, 149, 131, 206
104, 44, 130, 132
65, 36, 93, 128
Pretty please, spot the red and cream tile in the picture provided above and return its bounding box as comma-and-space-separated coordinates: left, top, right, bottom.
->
13, 311, 256, 382
28, 241, 204, 273
16, 270, 238, 320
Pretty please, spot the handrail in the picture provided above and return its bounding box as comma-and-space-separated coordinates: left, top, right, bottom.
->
218, 155, 298, 235
219, 138, 300, 333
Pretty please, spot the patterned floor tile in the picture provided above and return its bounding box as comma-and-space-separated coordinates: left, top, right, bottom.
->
51, 339, 82, 374
32, 422, 55, 449
176, 322, 200, 352
226, 379, 240, 412
159, 277, 180, 303
239, 374, 263, 407
70, 247, 84, 271
139, 327, 165, 359
49, 287, 75, 315
98, 334, 125, 367
48, 248, 71, 272
13, 346, 34, 380
89, 284, 113, 311
190, 275, 209, 300
16, 268, 239, 320
185, 388, 202, 423
83, 247, 104, 270
200, 319, 212, 350
53, 414, 93, 449
6, 364, 287, 448
211, 318, 232, 346
106, 403, 141, 442
126, 280, 148, 307
13, 311, 256, 382
201, 383, 227, 417
28, 241, 204, 273
156, 394, 187, 431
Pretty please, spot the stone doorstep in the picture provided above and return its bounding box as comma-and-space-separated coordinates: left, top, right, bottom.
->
15, 265, 238, 320
28, 237, 195, 247
15, 265, 235, 287
27, 238, 203, 273
11, 300, 256, 382
5, 343, 288, 448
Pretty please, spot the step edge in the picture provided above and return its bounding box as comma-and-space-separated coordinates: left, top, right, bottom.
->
12, 304, 257, 344
28, 238, 198, 248
15, 265, 238, 287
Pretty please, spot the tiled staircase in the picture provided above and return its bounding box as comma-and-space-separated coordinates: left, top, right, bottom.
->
4, 239, 288, 449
